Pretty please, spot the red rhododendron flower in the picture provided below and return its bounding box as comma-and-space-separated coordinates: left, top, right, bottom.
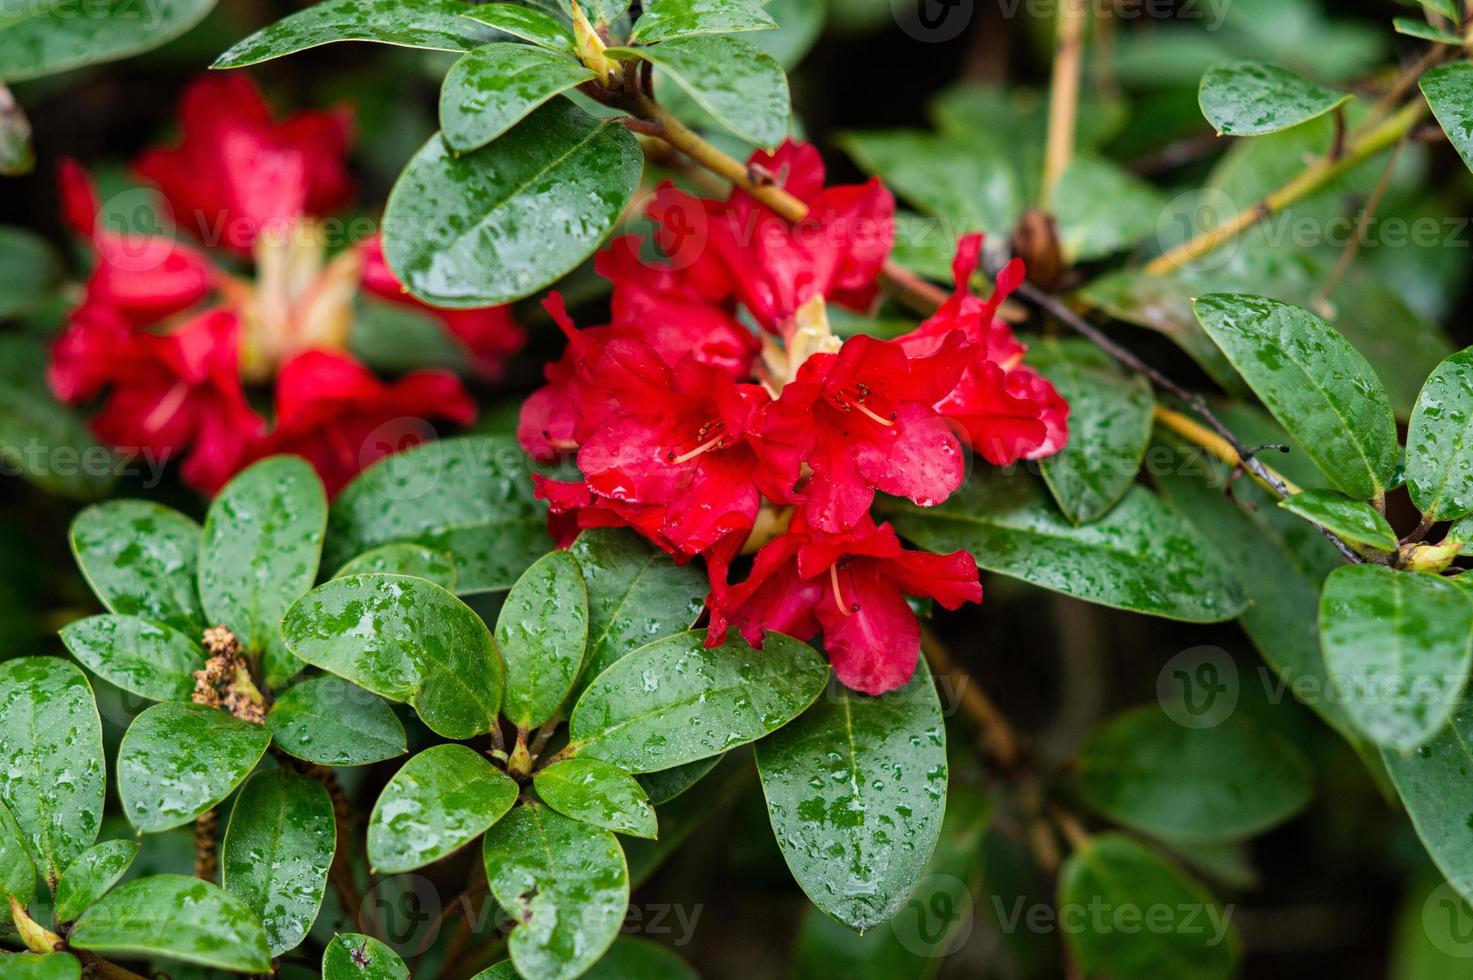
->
255, 350, 477, 496
135, 75, 354, 254
647, 141, 894, 335
707, 513, 981, 695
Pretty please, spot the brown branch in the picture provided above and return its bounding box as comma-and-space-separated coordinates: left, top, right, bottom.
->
1042, 0, 1087, 204
193, 808, 219, 882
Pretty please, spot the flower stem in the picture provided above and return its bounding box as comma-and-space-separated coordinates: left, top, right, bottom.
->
1152, 405, 1302, 497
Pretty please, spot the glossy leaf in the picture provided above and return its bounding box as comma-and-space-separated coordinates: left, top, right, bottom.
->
267, 676, 407, 767
0, 953, 80, 980
756, 664, 947, 931
1421, 63, 1473, 174
1031, 339, 1154, 524
1320, 565, 1473, 752
1077, 706, 1312, 842
0, 334, 115, 500
636, 756, 722, 805
1384, 700, 1473, 910
383, 100, 642, 307
53, 839, 138, 923
461, 4, 576, 53
335, 543, 458, 590
117, 702, 271, 833
0, 658, 104, 885
569, 630, 829, 773
1199, 61, 1349, 136
881, 475, 1246, 622
222, 769, 334, 956
322, 933, 408, 980
367, 744, 517, 873
567, 528, 707, 701
325, 436, 548, 594
441, 43, 595, 154
840, 130, 1020, 238
482, 802, 629, 980
214, 0, 496, 68
59, 615, 200, 703
70, 874, 270, 972
1393, 17, 1465, 45
1058, 835, 1237, 980
199, 456, 327, 657
498, 551, 588, 729
1193, 293, 1398, 500
1407, 348, 1473, 521
0, 228, 60, 319
284, 574, 502, 739
0, 0, 215, 82
1279, 489, 1398, 551
608, 35, 789, 147
560, 0, 631, 25
632, 0, 777, 42
1051, 155, 1166, 262
70, 501, 204, 636
535, 758, 657, 839
0, 798, 33, 906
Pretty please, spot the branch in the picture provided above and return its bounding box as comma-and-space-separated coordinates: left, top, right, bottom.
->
1042, 0, 1087, 204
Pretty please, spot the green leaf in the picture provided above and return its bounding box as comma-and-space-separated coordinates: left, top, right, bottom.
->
1077, 706, 1312, 842
1030, 339, 1154, 524
383, 100, 642, 307
1278, 489, 1398, 551
367, 744, 517, 873
53, 840, 137, 923
534, 758, 657, 839
632, 0, 777, 42
267, 676, 407, 767
441, 43, 596, 154
569, 630, 829, 772
69, 873, 271, 973
350, 296, 477, 376
1384, 701, 1473, 912
840, 130, 1021, 238
199, 456, 327, 657
880, 475, 1246, 622
117, 703, 271, 833
1320, 565, 1473, 751
214, 0, 496, 68
282, 574, 503, 739
636, 756, 722, 804
567, 528, 707, 701
222, 769, 334, 956
0, 658, 104, 885
559, 0, 630, 27
0, 334, 115, 499
1193, 293, 1398, 500
461, 4, 576, 54
335, 543, 458, 590
0, 227, 61, 319
70, 501, 204, 637
0, 953, 80, 980
1407, 348, 1473, 521
59, 615, 200, 703
0, 798, 34, 907
498, 551, 588, 729
1422, 63, 1473, 173
1051, 155, 1166, 262
322, 934, 408, 980
1393, 17, 1465, 45
482, 802, 629, 980
0, 0, 215, 82
608, 35, 789, 148
1058, 835, 1237, 980
1198, 61, 1350, 136
755, 664, 947, 932
325, 436, 547, 594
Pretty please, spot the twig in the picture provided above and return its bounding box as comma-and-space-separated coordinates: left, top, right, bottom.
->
193, 809, 219, 882
1049, 805, 1092, 852
1310, 133, 1407, 315
1042, 0, 1088, 204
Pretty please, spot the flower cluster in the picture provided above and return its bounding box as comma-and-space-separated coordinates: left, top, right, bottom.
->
48, 76, 519, 495
521, 142, 1068, 693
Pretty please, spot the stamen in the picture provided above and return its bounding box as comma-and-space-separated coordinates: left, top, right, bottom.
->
852, 400, 896, 427
829, 564, 852, 617
142, 382, 190, 434
671, 433, 726, 465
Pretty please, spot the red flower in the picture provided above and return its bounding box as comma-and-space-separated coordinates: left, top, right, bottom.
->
647, 141, 894, 335
708, 514, 981, 695
760, 332, 970, 533
255, 350, 476, 496
135, 75, 354, 255
359, 235, 525, 379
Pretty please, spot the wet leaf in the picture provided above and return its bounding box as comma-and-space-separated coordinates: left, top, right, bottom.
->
0, 658, 104, 884
462, 4, 575, 54
59, 615, 200, 703
1278, 489, 1398, 551
636, 756, 722, 804
1199, 61, 1350, 136
632, 0, 777, 43
53, 839, 138, 923
267, 676, 407, 767
214, 0, 496, 68
1394, 17, 1465, 45
840, 129, 1020, 238
117, 703, 271, 833
383, 100, 642, 307
569, 630, 828, 772
1407, 348, 1473, 521
322, 933, 408, 980
221, 769, 334, 956
0, 0, 215, 82
70, 501, 204, 637
367, 744, 517, 873
1384, 701, 1473, 910
1320, 565, 1473, 752
282, 574, 503, 739
70, 873, 270, 972
1421, 63, 1473, 174
334, 543, 458, 591
1052, 155, 1166, 262
441, 43, 595, 154
498, 550, 588, 730
482, 802, 629, 980
535, 758, 657, 838
0, 798, 34, 907
755, 664, 947, 932
1, 953, 81, 980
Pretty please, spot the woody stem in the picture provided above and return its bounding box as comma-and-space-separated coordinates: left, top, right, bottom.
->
1041, 0, 1087, 205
